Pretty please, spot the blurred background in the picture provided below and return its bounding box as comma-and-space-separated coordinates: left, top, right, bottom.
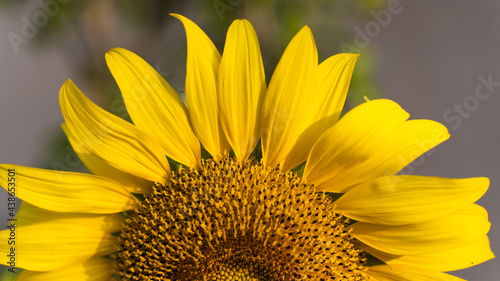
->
0, 0, 498, 279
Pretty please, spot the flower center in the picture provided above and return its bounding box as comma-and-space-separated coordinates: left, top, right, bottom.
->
204, 256, 273, 280
116, 158, 365, 280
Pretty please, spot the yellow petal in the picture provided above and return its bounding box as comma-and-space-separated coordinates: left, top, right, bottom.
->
106, 48, 201, 169
13, 202, 93, 226
62, 123, 152, 193
0, 164, 136, 214
350, 204, 490, 256
302, 99, 449, 193
360, 235, 495, 272
171, 14, 230, 160
218, 19, 266, 162
283, 53, 359, 171
261, 26, 317, 168
0, 210, 121, 271
15, 257, 113, 281
365, 265, 465, 281
60, 79, 170, 183
336, 176, 489, 225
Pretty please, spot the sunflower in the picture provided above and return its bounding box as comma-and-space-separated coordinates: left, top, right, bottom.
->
0, 14, 494, 281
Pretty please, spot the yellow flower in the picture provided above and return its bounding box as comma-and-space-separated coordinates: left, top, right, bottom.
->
0, 14, 494, 280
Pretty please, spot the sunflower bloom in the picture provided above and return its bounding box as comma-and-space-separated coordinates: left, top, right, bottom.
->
0, 14, 494, 280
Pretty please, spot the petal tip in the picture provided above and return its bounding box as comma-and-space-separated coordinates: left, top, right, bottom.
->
475, 177, 490, 192
170, 13, 188, 22
105, 47, 136, 62
59, 79, 78, 101
107, 47, 122, 54
300, 25, 312, 32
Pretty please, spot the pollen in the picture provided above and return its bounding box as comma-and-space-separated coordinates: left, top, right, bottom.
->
116, 158, 366, 280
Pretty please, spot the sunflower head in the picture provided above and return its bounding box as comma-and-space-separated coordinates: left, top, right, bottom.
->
118, 158, 365, 280
0, 14, 493, 281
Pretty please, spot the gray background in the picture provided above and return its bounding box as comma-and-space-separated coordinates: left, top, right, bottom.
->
1, 1, 499, 280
